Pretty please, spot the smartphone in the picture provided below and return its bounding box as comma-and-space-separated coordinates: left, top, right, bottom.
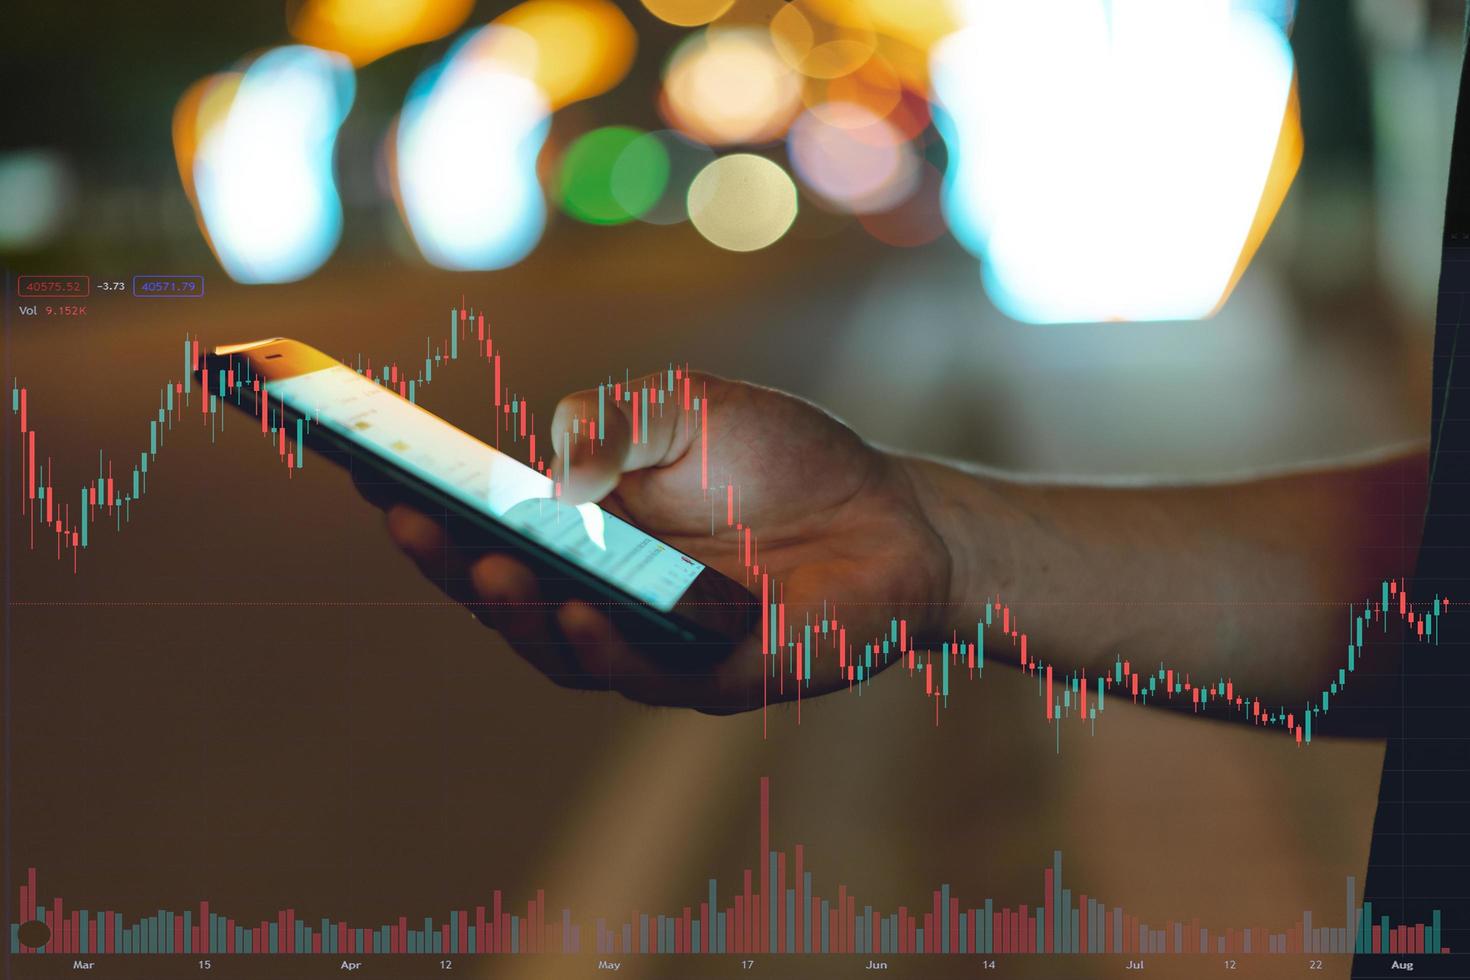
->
203, 338, 757, 658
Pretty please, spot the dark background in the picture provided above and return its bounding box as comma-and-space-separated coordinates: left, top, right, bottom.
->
4, 2, 1468, 978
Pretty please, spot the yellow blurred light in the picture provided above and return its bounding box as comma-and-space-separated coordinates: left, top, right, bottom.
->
289, 0, 474, 66
172, 72, 243, 217
769, 0, 876, 79
709, 0, 950, 89
687, 153, 798, 251
493, 0, 636, 109
449, 25, 542, 86
641, 0, 735, 28
1213, 78, 1303, 314
870, 35, 935, 91
859, 0, 956, 53
803, 52, 900, 124
806, 56, 931, 142
172, 77, 212, 208
707, 0, 788, 40
661, 29, 801, 145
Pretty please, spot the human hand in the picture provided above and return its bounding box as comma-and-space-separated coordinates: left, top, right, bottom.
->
371, 373, 953, 712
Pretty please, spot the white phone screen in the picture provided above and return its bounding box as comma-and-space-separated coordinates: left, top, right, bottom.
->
269, 365, 705, 612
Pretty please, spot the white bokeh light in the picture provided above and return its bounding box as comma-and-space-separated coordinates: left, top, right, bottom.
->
193, 47, 355, 284
396, 26, 551, 270
932, 0, 1296, 323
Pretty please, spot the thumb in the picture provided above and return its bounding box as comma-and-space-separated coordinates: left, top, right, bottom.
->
548, 371, 715, 504
548, 386, 630, 504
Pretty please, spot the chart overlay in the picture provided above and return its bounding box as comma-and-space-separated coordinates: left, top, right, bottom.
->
7, 776, 1446, 959
7, 305, 1452, 745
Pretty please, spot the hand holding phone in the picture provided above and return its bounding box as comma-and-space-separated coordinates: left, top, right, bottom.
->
376, 365, 955, 713
209, 339, 953, 713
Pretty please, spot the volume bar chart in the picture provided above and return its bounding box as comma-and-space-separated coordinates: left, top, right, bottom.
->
12, 872, 576, 957
9, 777, 1446, 960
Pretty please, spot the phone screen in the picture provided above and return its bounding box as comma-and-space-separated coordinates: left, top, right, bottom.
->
269, 364, 706, 612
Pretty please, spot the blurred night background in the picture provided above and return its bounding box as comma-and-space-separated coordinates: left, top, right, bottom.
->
3, 1, 1465, 977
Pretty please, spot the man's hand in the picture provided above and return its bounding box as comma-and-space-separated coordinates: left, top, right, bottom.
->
363, 366, 1427, 728
369, 373, 952, 712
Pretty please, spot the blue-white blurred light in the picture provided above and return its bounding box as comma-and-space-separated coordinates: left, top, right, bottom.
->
0, 150, 74, 251
395, 26, 551, 271
193, 47, 355, 284
932, 0, 1296, 323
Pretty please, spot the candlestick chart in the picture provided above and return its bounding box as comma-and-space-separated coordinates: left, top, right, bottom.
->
4, 296, 1461, 979
5, 304, 1451, 745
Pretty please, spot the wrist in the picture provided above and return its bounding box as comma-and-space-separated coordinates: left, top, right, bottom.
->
898, 454, 1015, 619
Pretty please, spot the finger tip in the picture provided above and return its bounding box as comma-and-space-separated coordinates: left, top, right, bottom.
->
557, 463, 619, 506
385, 505, 439, 549
469, 554, 537, 604
558, 600, 608, 639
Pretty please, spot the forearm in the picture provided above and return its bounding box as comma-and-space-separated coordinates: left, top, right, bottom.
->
902, 449, 1428, 708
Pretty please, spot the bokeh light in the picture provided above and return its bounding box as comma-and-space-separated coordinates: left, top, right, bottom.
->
787, 102, 918, 213
660, 28, 802, 146
857, 159, 946, 247
932, 0, 1299, 322
1214, 78, 1304, 313
769, 0, 877, 80
687, 153, 798, 251
803, 53, 900, 122
289, 0, 474, 66
394, 26, 551, 270
803, 53, 930, 141
493, 0, 636, 109
0, 150, 74, 252
859, 0, 956, 59
188, 46, 355, 284
625, 130, 716, 225
557, 126, 670, 225
640, 0, 735, 28
704, 0, 789, 43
